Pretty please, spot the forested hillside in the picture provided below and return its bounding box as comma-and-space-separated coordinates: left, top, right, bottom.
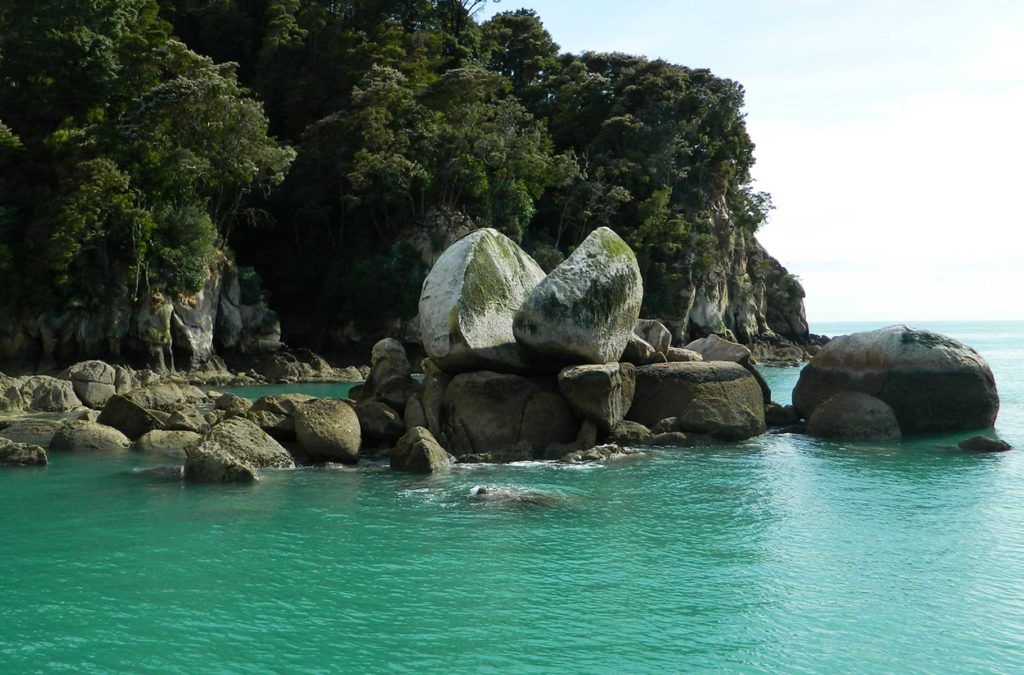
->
0, 0, 807, 369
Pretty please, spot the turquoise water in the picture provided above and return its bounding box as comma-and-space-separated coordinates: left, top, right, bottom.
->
2, 321, 1022, 673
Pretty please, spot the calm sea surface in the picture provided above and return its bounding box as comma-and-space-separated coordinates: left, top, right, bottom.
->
2, 321, 1022, 673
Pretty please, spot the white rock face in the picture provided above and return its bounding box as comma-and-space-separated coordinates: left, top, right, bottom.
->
419, 229, 545, 373
514, 227, 643, 365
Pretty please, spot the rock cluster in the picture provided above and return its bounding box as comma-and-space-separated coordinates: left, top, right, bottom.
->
406, 226, 771, 463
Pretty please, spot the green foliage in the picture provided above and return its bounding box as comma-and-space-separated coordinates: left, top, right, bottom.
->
2, 0, 774, 347
343, 243, 428, 333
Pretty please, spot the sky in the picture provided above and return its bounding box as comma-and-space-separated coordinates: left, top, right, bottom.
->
479, 0, 1024, 322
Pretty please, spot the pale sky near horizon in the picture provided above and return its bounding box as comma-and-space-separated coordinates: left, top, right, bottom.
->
480, 0, 1024, 322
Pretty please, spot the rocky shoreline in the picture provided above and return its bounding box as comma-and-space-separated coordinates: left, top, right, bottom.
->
0, 228, 1011, 476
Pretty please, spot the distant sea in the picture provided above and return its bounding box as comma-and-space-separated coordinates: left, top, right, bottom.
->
1, 321, 1021, 673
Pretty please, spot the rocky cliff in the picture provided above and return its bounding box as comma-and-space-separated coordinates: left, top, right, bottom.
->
664, 199, 809, 348
0, 258, 283, 373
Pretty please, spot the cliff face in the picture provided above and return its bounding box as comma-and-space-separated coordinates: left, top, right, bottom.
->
0, 259, 283, 373
664, 200, 809, 347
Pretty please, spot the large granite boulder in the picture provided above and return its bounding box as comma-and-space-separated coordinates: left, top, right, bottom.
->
21, 376, 81, 412
419, 228, 545, 373
294, 398, 361, 463
627, 362, 766, 441
97, 394, 165, 440
557, 362, 635, 432
0, 438, 47, 466
0, 419, 63, 448
390, 427, 455, 473
441, 371, 579, 459
64, 360, 117, 408
806, 392, 901, 442
50, 421, 132, 453
133, 430, 201, 456
514, 227, 643, 365
357, 339, 418, 411
197, 418, 295, 469
634, 319, 671, 356
244, 393, 315, 440
793, 325, 999, 433
122, 382, 207, 413
685, 334, 771, 403
354, 401, 405, 449
0, 374, 25, 411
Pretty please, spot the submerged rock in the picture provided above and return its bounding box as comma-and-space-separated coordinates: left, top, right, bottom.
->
295, 398, 361, 463
957, 436, 1012, 453
793, 325, 999, 433
806, 392, 901, 442
390, 427, 455, 473
0, 438, 47, 466
628, 362, 766, 441
419, 228, 545, 373
514, 227, 643, 365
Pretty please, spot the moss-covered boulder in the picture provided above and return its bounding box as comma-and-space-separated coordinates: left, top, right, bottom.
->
294, 398, 361, 463
806, 392, 901, 442
515, 227, 643, 365
628, 362, 766, 441
419, 228, 545, 373
390, 427, 455, 473
793, 325, 999, 433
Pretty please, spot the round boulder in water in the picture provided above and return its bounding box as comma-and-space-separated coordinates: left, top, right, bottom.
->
514, 227, 643, 365
294, 399, 361, 463
806, 392, 901, 442
793, 325, 999, 433
419, 228, 545, 374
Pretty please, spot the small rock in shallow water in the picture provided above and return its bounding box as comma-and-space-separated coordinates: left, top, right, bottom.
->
957, 436, 1012, 453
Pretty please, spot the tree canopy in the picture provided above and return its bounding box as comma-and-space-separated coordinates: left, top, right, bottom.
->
0, 0, 772, 348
